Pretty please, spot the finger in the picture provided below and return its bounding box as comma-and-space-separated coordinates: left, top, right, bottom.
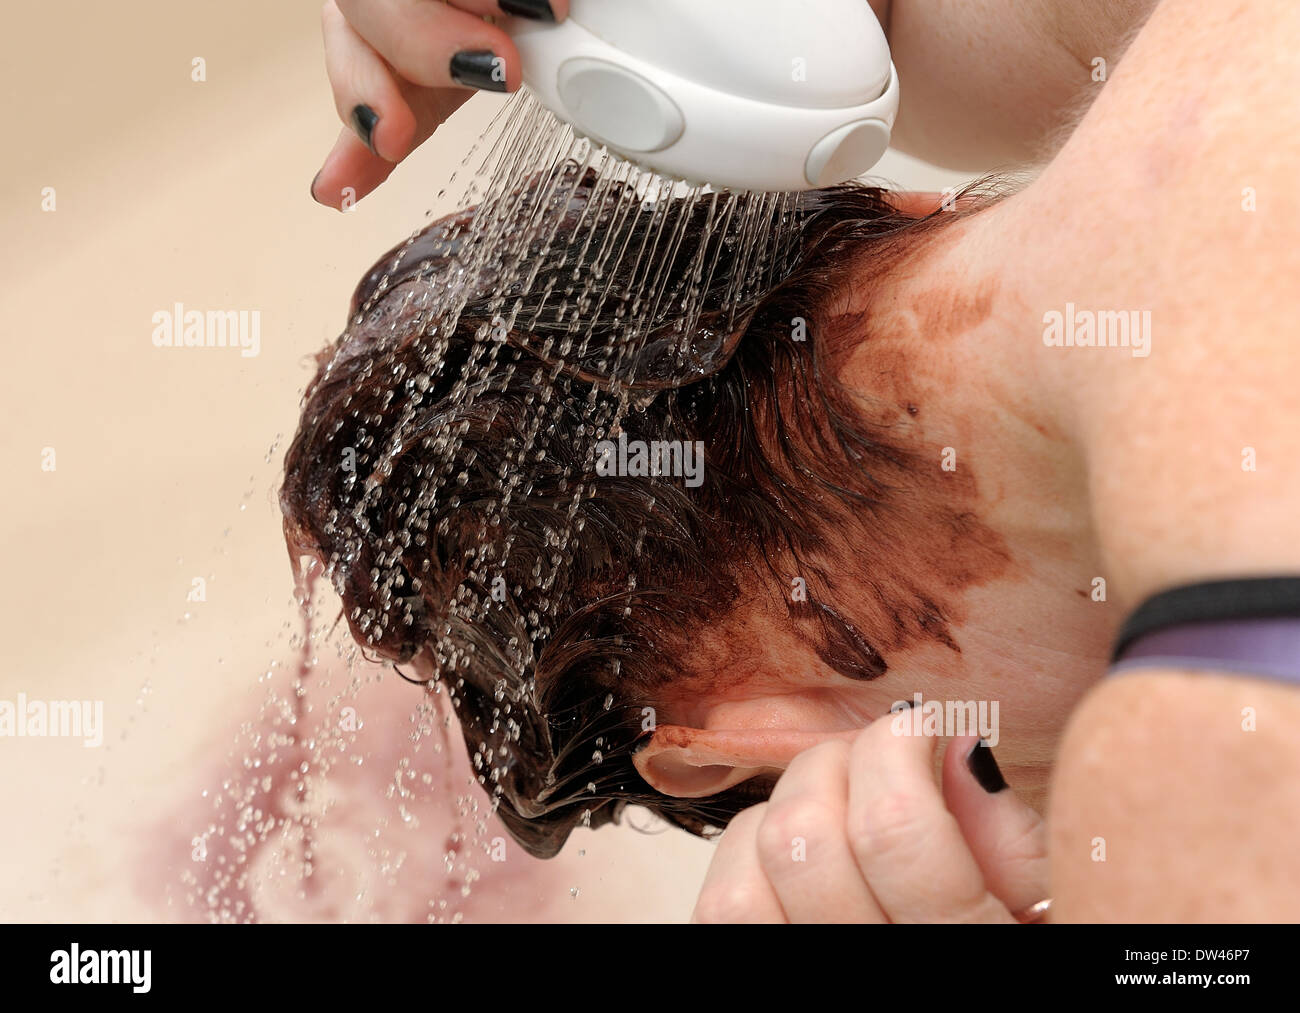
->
847, 716, 1014, 923
313, 81, 472, 209
755, 740, 887, 923
691, 804, 788, 924
942, 735, 1050, 919
323, 3, 421, 163
311, 127, 399, 210
336, 0, 522, 92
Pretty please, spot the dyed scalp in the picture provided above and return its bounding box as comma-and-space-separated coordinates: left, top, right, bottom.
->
280, 175, 1006, 858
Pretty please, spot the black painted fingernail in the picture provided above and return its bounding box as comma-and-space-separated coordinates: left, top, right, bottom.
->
500, 0, 555, 21
967, 740, 1008, 793
310, 170, 322, 201
451, 50, 509, 92
350, 104, 380, 155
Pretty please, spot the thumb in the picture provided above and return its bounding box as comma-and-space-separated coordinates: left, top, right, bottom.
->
942, 735, 1050, 920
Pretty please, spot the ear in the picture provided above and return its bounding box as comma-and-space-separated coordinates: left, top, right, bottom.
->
632, 725, 860, 798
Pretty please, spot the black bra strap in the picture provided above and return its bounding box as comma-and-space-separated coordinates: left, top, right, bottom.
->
1112, 577, 1300, 662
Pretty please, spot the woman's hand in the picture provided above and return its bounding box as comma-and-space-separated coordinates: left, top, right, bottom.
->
312, 0, 568, 210
692, 718, 1050, 923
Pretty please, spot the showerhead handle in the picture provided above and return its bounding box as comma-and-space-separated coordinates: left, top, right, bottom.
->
505, 0, 900, 193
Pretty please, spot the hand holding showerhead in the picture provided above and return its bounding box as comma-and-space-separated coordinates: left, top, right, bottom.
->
311, 0, 1168, 205
311, 0, 567, 210
311, 0, 899, 208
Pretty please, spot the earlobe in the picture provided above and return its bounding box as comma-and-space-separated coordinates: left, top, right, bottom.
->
631, 725, 860, 798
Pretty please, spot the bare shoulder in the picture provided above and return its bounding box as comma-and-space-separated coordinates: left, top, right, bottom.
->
1049, 667, 1300, 921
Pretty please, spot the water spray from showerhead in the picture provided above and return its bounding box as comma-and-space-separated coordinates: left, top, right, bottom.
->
506, 0, 899, 193
270, 1, 905, 875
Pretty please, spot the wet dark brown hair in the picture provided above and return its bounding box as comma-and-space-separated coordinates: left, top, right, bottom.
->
281, 173, 991, 858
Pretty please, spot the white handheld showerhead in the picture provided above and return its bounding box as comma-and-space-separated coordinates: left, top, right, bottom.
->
506, 0, 899, 192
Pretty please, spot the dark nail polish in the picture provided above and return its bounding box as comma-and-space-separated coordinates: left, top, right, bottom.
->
349, 104, 379, 155
967, 740, 1008, 793
310, 171, 322, 201
450, 50, 509, 92
500, 0, 556, 21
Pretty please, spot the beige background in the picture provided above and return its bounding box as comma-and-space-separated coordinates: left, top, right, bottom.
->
0, 1, 972, 922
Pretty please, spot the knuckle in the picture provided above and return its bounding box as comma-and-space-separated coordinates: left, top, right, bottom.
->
385, 35, 425, 82
756, 797, 839, 867
991, 829, 1051, 899
782, 738, 851, 782
998, 815, 1048, 866
848, 788, 928, 862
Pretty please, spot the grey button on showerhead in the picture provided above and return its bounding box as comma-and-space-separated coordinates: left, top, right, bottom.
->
557, 57, 686, 154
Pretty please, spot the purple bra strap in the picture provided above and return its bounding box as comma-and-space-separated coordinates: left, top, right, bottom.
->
1112, 618, 1300, 684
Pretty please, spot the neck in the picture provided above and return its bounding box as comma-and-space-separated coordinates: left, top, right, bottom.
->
822, 199, 1115, 799
647, 198, 1118, 808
